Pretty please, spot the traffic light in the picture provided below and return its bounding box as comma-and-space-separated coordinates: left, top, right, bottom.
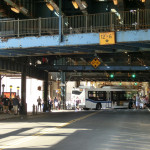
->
134, 82, 137, 86
132, 74, 136, 78
119, 82, 122, 86
110, 74, 114, 78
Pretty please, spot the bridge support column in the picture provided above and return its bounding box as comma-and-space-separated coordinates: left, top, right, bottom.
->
0, 75, 1, 96
59, 0, 62, 42
76, 81, 80, 88
43, 73, 48, 112
21, 66, 27, 115
60, 72, 66, 109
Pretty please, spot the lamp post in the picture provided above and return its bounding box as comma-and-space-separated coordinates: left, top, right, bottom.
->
2, 84, 5, 97
10, 85, 12, 99
17, 86, 20, 96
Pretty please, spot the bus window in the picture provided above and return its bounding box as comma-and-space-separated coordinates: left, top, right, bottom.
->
112, 91, 128, 106
72, 90, 82, 95
88, 91, 106, 101
97, 91, 106, 101
88, 91, 96, 101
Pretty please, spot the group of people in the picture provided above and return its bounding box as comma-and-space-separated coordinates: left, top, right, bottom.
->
37, 96, 61, 112
47, 97, 61, 111
129, 94, 149, 109
0, 95, 20, 115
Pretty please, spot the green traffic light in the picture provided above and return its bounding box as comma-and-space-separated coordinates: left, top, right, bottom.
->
110, 74, 114, 78
134, 82, 137, 85
119, 82, 122, 86
132, 74, 136, 78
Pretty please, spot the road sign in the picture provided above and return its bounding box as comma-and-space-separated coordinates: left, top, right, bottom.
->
60, 83, 65, 86
100, 32, 115, 45
91, 58, 101, 68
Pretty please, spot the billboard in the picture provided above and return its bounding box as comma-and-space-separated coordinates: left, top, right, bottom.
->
3, 92, 16, 98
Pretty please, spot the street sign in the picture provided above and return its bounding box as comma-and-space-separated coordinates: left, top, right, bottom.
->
91, 57, 101, 68
100, 32, 115, 45
60, 83, 65, 86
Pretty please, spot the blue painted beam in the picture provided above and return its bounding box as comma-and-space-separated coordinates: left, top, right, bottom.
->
0, 29, 150, 52
37, 65, 150, 71
116, 29, 150, 43
0, 33, 99, 49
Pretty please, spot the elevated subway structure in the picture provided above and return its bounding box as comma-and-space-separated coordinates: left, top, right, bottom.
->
0, 0, 150, 113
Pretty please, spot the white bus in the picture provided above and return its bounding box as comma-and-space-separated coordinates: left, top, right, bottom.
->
71, 86, 137, 110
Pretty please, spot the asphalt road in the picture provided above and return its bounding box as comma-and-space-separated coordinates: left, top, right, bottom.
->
0, 109, 150, 150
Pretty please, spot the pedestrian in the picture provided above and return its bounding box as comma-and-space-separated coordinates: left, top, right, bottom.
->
136, 94, 140, 109
48, 98, 53, 111
132, 95, 136, 109
128, 98, 133, 109
2, 95, 10, 113
50, 99, 53, 110
9, 98, 13, 113
47, 97, 51, 111
58, 99, 61, 110
0, 97, 3, 112
12, 95, 19, 115
54, 97, 58, 110
37, 96, 42, 111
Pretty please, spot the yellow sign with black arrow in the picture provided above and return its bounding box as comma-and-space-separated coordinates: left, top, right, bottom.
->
100, 32, 115, 45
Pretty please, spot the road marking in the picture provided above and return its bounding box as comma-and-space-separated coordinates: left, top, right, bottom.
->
0, 111, 99, 149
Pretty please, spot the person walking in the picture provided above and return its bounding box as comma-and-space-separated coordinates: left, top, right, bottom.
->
0, 97, 3, 112
2, 95, 10, 113
136, 94, 140, 109
54, 97, 58, 110
37, 96, 42, 111
9, 98, 13, 114
12, 95, 19, 115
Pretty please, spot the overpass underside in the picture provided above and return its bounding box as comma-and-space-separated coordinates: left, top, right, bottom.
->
0, 10, 150, 82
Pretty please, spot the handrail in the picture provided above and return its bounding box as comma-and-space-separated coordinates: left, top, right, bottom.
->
0, 9, 150, 38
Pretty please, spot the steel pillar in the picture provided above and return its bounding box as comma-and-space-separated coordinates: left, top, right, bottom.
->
59, 0, 62, 42
60, 72, 66, 109
43, 73, 48, 112
21, 66, 27, 115
76, 81, 80, 87
0, 75, 1, 96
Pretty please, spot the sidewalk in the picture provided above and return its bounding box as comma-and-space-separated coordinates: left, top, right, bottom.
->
0, 109, 149, 121
0, 111, 46, 121
0, 110, 77, 121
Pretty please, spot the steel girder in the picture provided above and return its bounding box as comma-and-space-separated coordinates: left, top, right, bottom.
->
0, 58, 47, 80
37, 65, 150, 72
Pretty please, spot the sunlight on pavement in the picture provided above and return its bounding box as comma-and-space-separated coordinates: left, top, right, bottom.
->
0, 112, 97, 150
0, 121, 90, 149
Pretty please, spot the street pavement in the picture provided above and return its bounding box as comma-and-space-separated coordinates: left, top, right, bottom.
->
0, 109, 150, 150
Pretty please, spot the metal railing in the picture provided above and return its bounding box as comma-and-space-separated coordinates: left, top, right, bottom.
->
0, 9, 150, 38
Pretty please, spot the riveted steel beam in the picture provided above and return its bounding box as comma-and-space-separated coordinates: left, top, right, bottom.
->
0, 58, 47, 80
37, 65, 150, 72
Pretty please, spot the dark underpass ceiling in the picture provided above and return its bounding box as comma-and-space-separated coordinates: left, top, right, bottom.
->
0, 0, 150, 82
0, 0, 148, 19
6, 51, 149, 82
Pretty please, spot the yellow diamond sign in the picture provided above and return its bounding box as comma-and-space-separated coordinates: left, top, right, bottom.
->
91, 58, 101, 68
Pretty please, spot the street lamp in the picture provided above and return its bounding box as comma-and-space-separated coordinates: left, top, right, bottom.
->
17, 86, 20, 96
2, 84, 5, 97
10, 85, 12, 99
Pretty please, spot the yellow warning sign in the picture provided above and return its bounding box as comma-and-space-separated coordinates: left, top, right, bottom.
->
100, 32, 115, 45
91, 58, 101, 69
